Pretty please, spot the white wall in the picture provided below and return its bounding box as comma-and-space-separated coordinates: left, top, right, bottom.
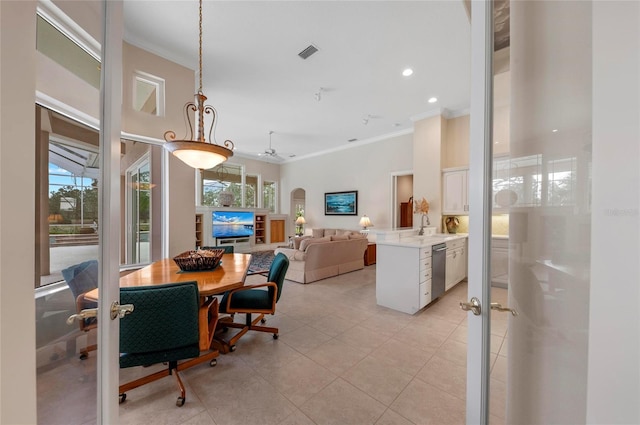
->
413, 115, 443, 232
122, 41, 194, 139
0, 2, 38, 422
280, 133, 413, 235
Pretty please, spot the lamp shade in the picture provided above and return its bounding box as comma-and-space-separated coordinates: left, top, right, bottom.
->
359, 215, 373, 229
295, 216, 306, 225
165, 140, 233, 170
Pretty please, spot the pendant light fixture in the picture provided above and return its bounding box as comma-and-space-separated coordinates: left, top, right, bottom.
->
163, 0, 234, 170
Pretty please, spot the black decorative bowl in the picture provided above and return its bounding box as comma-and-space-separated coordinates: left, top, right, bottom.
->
173, 248, 224, 272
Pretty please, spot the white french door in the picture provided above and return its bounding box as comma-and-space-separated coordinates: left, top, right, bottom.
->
97, 0, 124, 423
465, 1, 495, 422
467, 1, 639, 423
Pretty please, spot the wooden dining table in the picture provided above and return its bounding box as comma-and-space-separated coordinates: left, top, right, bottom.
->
85, 253, 251, 351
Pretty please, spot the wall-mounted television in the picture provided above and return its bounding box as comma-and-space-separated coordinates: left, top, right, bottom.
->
212, 211, 254, 238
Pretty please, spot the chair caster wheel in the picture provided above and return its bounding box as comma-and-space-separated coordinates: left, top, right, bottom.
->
273, 334, 279, 340
176, 396, 185, 407
210, 359, 217, 367
261, 318, 267, 324
79, 352, 88, 360
119, 393, 126, 404
230, 345, 237, 352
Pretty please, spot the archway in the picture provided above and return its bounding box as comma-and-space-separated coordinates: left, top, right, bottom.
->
290, 188, 306, 237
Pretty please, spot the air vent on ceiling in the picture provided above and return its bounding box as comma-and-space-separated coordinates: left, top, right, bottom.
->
298, 44, 319, 60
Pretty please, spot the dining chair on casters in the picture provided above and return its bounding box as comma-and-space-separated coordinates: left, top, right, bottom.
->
62, 260, 99, 360
119, 281, 219, 407
216, 253, 289, 352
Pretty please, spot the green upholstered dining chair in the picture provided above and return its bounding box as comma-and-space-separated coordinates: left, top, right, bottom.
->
216, 253, 289, 351
119, 281, 219, 407
62, 259, 99, 359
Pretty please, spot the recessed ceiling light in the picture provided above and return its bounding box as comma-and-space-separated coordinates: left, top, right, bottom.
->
552, 129, 559, 133
402, 68, 413, 77
428, 97, 438, 103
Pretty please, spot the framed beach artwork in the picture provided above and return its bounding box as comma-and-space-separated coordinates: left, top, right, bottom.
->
324, 191, 358, 215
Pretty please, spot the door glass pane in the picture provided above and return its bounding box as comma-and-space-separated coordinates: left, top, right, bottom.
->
36, 108, 99, 423
504, 1, 592, 423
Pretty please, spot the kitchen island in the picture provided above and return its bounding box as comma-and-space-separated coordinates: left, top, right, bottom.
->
374, 228, 467, 314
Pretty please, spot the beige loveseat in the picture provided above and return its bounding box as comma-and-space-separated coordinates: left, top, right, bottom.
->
273, 229, 369, 284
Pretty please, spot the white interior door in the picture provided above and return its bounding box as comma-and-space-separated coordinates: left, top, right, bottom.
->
467, 1, 639, 423
34, 1, 123, 423
98, 1, 124, 422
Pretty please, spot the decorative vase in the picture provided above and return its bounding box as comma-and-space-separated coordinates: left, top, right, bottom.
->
219, 191, 234, 207
446, 216, 459, 234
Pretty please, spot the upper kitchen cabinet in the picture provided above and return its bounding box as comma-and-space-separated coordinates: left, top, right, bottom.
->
442, 168, 469, 215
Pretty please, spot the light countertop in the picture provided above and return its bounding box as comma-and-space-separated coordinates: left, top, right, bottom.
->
376, 233, 467, 248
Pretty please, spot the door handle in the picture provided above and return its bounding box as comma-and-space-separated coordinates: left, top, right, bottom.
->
67, 308, 97, 325
111, 301, 134, 320
460, 297, 481, 315
67, 301, 134, 325
490, 302, 518, 316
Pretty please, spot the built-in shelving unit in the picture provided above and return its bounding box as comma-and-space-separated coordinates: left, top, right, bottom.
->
254, 214, 266, 244
195, 207, 282, 251
195, 213, 203, 248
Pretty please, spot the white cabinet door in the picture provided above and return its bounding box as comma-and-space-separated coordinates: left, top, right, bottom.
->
445, 249, 456, 290
453, 247, 464, 284
449, 247, 465, 289
443, 169, 469, 214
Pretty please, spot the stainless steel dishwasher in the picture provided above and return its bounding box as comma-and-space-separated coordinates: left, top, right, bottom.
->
431, 243, 447, 299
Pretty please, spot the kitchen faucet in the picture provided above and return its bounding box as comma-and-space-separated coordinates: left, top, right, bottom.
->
418, 214, 430, 235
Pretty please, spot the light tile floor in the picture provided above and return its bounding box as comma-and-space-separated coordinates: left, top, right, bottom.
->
39, 265, 509, 425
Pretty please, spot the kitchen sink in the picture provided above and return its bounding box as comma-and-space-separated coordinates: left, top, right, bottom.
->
402, 234, 456, 244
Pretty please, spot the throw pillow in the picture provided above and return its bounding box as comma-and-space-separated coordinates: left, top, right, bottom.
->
312, 229, 324, 238
293, 236, 311, 250
324, 229, 337, 236
330, 234, 349, 241
348, 232, 367, 239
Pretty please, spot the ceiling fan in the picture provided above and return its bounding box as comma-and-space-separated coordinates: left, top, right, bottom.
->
258, 131, 289, 161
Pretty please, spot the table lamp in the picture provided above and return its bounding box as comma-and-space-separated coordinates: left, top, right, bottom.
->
295, 216, 306, 236
359, 215, 373, 230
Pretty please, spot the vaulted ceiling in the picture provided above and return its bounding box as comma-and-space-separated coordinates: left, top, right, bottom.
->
123, 1, 472, 162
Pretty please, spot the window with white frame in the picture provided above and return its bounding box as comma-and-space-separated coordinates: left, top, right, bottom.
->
202, 163, 244, 207
263, 181, 276, 213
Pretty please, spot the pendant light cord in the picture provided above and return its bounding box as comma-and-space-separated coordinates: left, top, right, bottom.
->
198, 0, 203, 93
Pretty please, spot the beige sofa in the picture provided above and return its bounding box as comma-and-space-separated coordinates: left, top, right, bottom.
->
274, 229, 369, 284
